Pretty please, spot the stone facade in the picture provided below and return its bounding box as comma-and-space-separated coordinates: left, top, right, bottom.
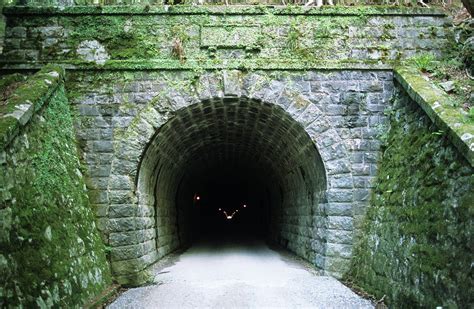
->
0, 6, 450, 66
66, 68, 393, 284
0, 3, 465, 293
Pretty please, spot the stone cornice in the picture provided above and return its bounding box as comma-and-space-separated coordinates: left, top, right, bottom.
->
0, 59, 393, 71
2, 5, 447, 17
394, 66, 474, 166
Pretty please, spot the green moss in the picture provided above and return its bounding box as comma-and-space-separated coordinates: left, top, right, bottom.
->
0, 74, 111, 307
0, 65, 65, 150
395, 67, 474, 166
2, 5, 447, 17
0, 5, 447, 69
0, 73, 26, 94
0, 116, 18, 147
347, 86, 474, 307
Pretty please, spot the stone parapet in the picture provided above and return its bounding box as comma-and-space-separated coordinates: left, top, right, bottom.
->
394, 66, 474, 166
0, 64, 64, 150
0, 6, 450, 68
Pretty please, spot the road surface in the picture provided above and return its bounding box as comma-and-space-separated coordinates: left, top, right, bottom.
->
108, 239, 373, 308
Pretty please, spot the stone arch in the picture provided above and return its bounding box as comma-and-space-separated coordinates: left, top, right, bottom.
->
106, 70, 354, 285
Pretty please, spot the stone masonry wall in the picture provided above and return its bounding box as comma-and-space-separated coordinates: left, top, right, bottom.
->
0, 6, 450, 67
0, 5, 457, 287
346, 81, 474, 307
0, 66, 111, 307
66, 68, 393, 284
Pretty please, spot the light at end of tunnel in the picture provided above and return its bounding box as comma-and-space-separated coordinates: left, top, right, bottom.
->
196, 196, 200, 200
193, 193, 201, 202
218, 208, 222, 211
243, 204, 247, 208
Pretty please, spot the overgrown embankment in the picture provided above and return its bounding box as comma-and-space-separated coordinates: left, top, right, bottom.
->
0, 65, 111, 307
347, 70, 473, 307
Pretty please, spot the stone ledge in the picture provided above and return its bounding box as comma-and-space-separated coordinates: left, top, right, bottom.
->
2, 5, 446, 17
394, 66, 474, 166
83, 284, 121, 309
0, 64, 65, 150
0, 59, 393, 71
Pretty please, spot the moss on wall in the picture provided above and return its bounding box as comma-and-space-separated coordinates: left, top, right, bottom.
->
346, 84, 473, 308
1, 5, 449, 69
0, 68, 111, 307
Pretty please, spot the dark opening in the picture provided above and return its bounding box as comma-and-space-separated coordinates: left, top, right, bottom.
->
179, 166, 271, 243
137, 98, 327, 262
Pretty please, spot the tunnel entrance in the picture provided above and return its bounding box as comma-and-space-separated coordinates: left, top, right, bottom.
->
137, 97, 328, 263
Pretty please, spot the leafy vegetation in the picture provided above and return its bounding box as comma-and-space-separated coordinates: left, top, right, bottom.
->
408, 10, 473, 122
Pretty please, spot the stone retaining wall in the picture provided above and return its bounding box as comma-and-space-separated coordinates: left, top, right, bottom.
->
0, 65, 111, 307
347, 75, 473, 307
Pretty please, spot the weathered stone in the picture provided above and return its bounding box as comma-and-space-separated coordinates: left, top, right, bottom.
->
0, 67, 111, 307
109, 205, 136, 218
0, 208, 12, 244
327, 230, 352, 245
324, 257, 350, 278
439, 81, 455, 93
328, 216, 353, 231
1, 7, 464, 302
223, 70, 241, 97
9, 27, 26, 38
348, 82, 474, 308
326, 203, 352, 216
76, 40, 110, 65
326, 243, 352, 259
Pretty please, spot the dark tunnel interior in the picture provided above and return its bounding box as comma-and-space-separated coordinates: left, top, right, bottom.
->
179, 166, 272, 242
136, 98, 328, 261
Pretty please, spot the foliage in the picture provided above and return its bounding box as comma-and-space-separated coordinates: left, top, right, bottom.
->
408, 15, 474, 123
410, 52, 437, 72
286, 22, 302, 52
1, 0, 462, 6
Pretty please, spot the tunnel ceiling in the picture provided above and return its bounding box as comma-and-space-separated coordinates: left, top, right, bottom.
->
143, 98, 324, 180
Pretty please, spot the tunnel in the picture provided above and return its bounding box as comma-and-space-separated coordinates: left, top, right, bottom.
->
136, 97, 328, 263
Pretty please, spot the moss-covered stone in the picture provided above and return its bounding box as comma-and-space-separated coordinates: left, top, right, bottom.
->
0, 67, 111, 307
346, 83, 474, 308
0, 5, 450, 68
0, 65, 64, 149
395, 66, 474, 166
1, 5, 448, 17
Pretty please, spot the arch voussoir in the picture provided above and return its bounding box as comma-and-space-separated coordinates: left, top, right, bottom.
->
105, 70, 358, 285
196, 72, 224, 101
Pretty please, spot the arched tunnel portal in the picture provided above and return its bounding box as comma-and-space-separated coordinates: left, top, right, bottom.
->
106, 73, 360, 285
137, 97, 328, 264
